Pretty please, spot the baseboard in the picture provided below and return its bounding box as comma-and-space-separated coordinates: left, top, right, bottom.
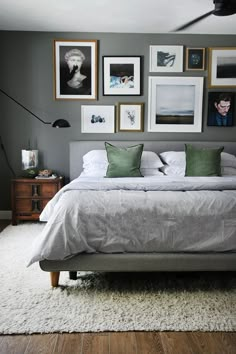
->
0, 210, 12, 220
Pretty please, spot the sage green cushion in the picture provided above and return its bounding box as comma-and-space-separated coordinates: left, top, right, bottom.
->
185, 144, 224, 176
105, 142, 144, 177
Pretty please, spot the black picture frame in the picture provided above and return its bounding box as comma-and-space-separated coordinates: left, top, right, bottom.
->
207, 92, 234, 127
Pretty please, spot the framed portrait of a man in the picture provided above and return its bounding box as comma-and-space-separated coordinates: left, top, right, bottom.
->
207, 92, 234, 127
54, 39, 97, 100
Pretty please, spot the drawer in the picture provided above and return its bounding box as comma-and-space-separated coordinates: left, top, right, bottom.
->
15, 199, 42, 213
40, 184, 58, 197
14, 183, 33, 197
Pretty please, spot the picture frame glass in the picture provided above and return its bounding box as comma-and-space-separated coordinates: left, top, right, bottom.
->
148, 77, 204, 133
81, 105, 115, 133
186, 48, 205, 70
118, 103, 144, 132
103, 56, 141, 95
54, 40, 97, 100
149, 46, 183, 72
209, 48, 236, 88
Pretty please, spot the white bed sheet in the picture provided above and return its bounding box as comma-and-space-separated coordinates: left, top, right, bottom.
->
28, 175, 236, 266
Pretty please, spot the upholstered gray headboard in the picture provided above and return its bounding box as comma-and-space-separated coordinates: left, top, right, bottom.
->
69, 141, 236, 181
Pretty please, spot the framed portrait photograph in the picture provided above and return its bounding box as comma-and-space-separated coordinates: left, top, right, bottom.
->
185, 48, 205, 71
81, 105, 115, 133
117, 102, 144, 132
54, 39, 97, 100
208, 47, 236, 88
103, 56, 141, 96
207, 92, 234, 127
149, 45, 183, 72
148, 76, 204, 133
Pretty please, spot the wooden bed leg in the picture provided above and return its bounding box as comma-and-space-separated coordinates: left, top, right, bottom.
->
50, 271, 60, 287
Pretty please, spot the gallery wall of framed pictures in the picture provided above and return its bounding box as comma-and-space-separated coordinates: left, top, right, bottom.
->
53, 38, 236, 133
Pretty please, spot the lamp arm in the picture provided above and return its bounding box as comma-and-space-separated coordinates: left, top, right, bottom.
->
0, 88, 51, 125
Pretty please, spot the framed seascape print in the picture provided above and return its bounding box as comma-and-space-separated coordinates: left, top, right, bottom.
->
207, 92, 234, 127
148, 76, 204, 133
81, 105, 115, 133
186, 48, 205, 71
103, 56, 141, 96
208, 47, 236, 88
149, 45, 183, 72
54, 39, 97, 100
117, 102, 144, 132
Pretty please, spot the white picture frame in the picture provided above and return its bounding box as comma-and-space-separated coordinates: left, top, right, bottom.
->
149, 45, 183, 72
148, 76, 204, 133
81, 105, 115, 133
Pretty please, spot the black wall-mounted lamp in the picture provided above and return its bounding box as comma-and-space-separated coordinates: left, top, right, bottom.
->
0, 88, 71, 128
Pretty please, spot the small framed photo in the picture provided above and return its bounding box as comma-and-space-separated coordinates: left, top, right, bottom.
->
81, 105, 115, 133
149, 45, 183, 72
148, 76, 204, 133
54, 39, 97, 100
208, 47, 236, 88
103, 56, 141, 96
185, 48, 205, 71
207, 92, 234, 127
117, 102, 144, 132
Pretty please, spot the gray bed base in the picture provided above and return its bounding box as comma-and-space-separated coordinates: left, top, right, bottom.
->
39, 141, 236, 286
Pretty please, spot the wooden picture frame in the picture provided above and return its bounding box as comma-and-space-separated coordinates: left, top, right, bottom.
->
148, 76, 204, 133
54, 39, 97, 100
149, 45, 183, 72
103, 56, 141, 96
81, 105, 115, 133
185, 48, 205, 71
117, 102, 144, 132
208, 47, 236, 88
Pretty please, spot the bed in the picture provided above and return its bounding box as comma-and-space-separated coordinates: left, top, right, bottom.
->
30, 141, 236, 287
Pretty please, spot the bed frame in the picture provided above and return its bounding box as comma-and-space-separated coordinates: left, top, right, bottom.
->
39, 141, 236, 287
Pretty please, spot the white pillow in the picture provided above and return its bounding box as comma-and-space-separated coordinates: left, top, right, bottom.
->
161, 165, 185, 176
221, 152, 236, 168
83, 149, 164, 170
159, 151, 185, 166
80, 167, 164, 178
222, 167, 236, 176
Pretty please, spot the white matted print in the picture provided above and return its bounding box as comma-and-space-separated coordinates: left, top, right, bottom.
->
117, 102, 144, 132
148, 76, 204, 133
81, 105, 115, 133
149, 46, 183, 72
208, 47, 236, 88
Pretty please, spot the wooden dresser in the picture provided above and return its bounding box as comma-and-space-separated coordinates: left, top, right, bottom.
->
11, 177, 64, 225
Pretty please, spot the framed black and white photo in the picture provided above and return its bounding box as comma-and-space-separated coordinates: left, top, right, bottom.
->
149, 45, 183, 72
186, 48, 205, 71
81, 105, 115, 133
103, 56, 141, 96
208, 47, 236, 88
117, 102, 144, 132
54, 39, 97, 100
148, 76, 204, 133
207, 92, 234, 127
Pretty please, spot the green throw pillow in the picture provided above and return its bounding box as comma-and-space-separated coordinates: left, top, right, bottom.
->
185, 144, 224, 176
105, 142, 144, 177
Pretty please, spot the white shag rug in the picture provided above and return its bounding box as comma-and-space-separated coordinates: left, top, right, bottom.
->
0, 223, 236, 334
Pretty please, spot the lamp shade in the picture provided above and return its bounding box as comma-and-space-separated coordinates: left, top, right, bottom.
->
52, 119, 71, 128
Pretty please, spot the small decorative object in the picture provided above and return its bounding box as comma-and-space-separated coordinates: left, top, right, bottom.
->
21, 168, 39, 178
208, 47, 236, 88
207, 92, 234, 127
185, 48, 205, 71
103, 56, 141, 95
38, 169, 53, 177
54, 39, 98, 100
149, 46, 183, 72
22, 150, 38, 170
148, 76, 204, 133
81, 105, 115, 133
117, 102, 144, 132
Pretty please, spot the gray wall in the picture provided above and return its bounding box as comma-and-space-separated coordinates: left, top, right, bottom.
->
0, 31, 236, 210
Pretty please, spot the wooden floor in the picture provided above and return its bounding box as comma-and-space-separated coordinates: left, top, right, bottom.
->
0, 220, 235, 354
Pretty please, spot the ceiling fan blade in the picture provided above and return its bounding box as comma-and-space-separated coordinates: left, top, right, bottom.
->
172, 10, 214, 32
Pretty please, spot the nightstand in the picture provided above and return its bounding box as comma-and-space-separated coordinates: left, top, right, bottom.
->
11, 177, 64, 225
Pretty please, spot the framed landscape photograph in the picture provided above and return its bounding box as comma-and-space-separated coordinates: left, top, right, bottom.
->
208, 47, 236, 88
54, 39, 97, 100
185, 47, 205, 71
103, 56, 141, 96
148, 76, 204, 133
117, 102, 144, 132
149, 45, 183, 72
207, 92, 234, 127
81, 105, 115, 133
